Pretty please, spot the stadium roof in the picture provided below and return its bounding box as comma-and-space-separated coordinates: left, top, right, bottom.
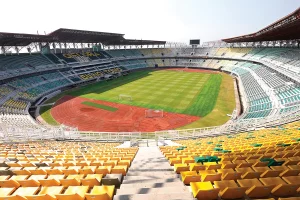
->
0, 32, 55, 46
0, 28, 166, 46
223, 7, 300, 43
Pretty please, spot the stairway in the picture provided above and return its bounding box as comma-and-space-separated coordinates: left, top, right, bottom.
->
114, 147, 196, 200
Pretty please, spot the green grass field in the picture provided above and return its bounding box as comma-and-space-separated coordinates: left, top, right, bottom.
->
82, 101, 118, 112
39, 105, 59, 126
41, 69, 235, 129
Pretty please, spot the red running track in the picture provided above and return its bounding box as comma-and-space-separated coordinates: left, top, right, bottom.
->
51, 96, 200, 132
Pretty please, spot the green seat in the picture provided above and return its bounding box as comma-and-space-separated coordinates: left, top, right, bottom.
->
176, 147, 184, 151
222, 150, 231, 153
251, 143, 262, 147
260, 158, 284, 167
276, 143, 291, 147
195, 156, 221, 164
261, 158, 273, 162
194, 157, 208, 164
268, 160, 284, 167
213, 148, 223, 152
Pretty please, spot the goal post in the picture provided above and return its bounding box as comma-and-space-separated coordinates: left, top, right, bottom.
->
118, 94, 133, 101
145, 109, 164, 118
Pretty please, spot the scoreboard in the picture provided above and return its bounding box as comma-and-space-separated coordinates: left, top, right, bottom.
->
190, 39, 200, 45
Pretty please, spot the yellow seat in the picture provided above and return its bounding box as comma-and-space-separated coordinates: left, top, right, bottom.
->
5, 187, 40, 200
252, 166, 280, 178
218, 169, 242, 181
199, 170, 221, 182
62, 162, 76, 167
85, 185, 115, 200
189, 163, 205, 172
221, 162, 237, 169
174, 164, 189, 174
236, 167, 261, 179
12, 169, 31, 175
182, 157, 195, 164
0, 180, 20, 188
29, 168, 47, 175
95, 166, 112, 175
46, 168, 64, 175
252, 161, 268, 167
190, 181, 220, 200
270, 166, 289, 172
169, 158, 181, 166
278, 198, 300, 200
26, 186, 64, 200
111, 166, 127, 176
288, 165, 300, 170
56, 186, 89, 200
260, 177, 298, 197
282, 176, 300, 192
118, 160, 130, 167
0, 175, 28, 188
180, 171, 201, 185
90, 161, 104, 167
237, 178, 271, 198
79, 166, 96, 175
17, 179, 40, 187
0, 176, 10, 181
81, 174, 103, 186
204, 162, 222, 170
214, 180, 246, 199
7, 162, 22, 168
0, 188, 16, 198
20, 163, 36, 168
62, 166, 81, 175
103, 161, 117, 168
60, 174, 84, 186
279, 169, 300, 177
39, 175, 65, 186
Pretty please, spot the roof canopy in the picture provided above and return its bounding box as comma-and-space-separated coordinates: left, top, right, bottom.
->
223, 7, 300, 43
0, 32, 55, 46
0, 28, 166, 46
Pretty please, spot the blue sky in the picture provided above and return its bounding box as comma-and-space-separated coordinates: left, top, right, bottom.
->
1, 0, 299, 43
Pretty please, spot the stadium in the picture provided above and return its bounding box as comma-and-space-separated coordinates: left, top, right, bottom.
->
0, 1, 300, 200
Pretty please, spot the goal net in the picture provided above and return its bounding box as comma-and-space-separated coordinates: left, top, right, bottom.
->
145, 109, 164, 118
119, 94, 133, 101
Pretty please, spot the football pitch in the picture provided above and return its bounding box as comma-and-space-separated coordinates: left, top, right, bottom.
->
68, 69, 222, 117
42, 69, 235, 128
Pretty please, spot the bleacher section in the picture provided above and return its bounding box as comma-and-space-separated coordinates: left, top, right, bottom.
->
0, 141, 138, 200
1, 99, 28, 113
161, 122, 300, 200
2, 47, 300, 128
0, 54, 53, 71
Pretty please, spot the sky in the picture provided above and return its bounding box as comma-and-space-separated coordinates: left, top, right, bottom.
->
1, 0, 300, 44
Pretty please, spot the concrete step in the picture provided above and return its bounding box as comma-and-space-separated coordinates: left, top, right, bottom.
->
126, 171, 177, 176
122, 177, 182, 184
113, 193, 196, 200
115, 146, 194, 200
120, 181, 185, 189
123, 175, 179, 181
116, 187, 190, 195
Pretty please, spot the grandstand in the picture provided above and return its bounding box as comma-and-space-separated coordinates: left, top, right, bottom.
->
0, 6, 299, 200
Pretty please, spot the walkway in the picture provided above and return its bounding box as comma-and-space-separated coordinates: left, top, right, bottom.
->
114, 146, 196, 200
